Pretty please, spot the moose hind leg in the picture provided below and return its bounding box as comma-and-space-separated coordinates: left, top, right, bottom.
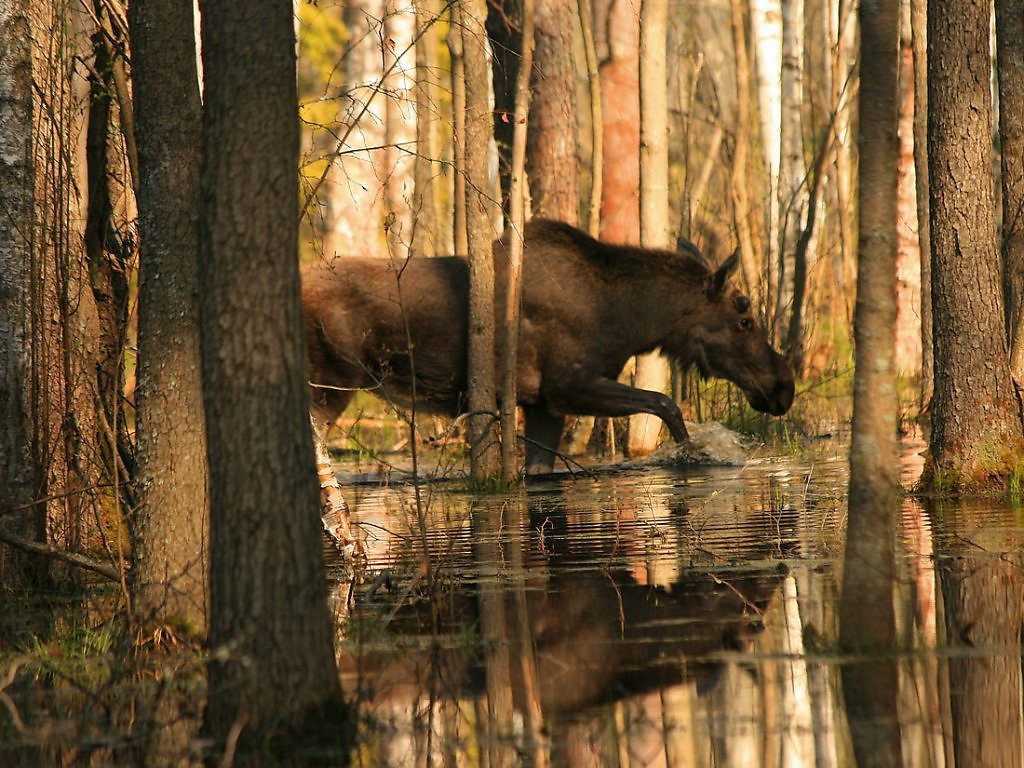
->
522, 404, 566, 475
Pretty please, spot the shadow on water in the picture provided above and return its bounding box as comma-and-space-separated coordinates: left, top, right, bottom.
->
327, 445, 1024, 767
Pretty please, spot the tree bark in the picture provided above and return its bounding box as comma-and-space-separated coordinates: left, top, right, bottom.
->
839, 2, 903, 766
527, 0, 578, 222
0, 0, 43, 595
501, 0, 535, 480
129, 0, 209, 635
412, 0, 443, 257
629, 0, 672, 458
462, 0, 501, 479
911, 0, 933, 409
995, 0, 1024, 385
924, 0, 1024, 489
198, 0, 347, 755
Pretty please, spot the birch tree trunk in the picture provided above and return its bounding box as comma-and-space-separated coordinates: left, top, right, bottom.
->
462, 0, 501, 479
776, 0, 807, 352
752, 0, 782, 314
0, 0, 42, 593
839, 4, 903, 765
629, 0, 671, 458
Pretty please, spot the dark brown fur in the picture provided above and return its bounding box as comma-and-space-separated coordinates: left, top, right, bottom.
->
302, 219, 794, 473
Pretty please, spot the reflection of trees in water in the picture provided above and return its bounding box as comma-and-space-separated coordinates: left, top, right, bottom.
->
932, 502, 1024, 768
338, 469, 817, 765
335, 466, 1024, 767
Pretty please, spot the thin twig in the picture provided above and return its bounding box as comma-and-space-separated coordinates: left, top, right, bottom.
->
0, 529, 120, 581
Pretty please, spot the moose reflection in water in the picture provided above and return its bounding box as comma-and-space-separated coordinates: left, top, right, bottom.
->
341, 497, 789, 719
302, 220, 795, 473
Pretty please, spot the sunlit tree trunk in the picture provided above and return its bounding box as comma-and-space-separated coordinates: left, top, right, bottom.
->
384, 5, 416, 258
777, 0, 807, 355
830, 0, 857, 330
895, 4, 922, 380
924, 0, 1024, 489
752, 0, 782, 319
911, 0, 933, 408
198, 0, 348, 755
839, 2, 903, 766
527, 0, 578, 222
461, 0, 501, 479
598, 0, 639, 245
730, 0, 763, 309
411, 0, 443, 257
996, 0, 1024, 385
448, 8, 468, 254
319, 0, 387, 259
129, 0, 209, 635
629, 0, 671, 459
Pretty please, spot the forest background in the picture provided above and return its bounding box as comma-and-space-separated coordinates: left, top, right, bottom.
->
1, 0, 1023, 762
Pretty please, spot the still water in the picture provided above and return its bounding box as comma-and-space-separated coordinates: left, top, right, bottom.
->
326, 443, 1024, 768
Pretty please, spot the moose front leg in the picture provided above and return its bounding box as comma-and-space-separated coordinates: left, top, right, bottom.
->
549, 377, 690, 445
522, 403, 568, 475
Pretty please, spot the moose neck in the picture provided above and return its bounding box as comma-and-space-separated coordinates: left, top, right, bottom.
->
617, 271, 704, 360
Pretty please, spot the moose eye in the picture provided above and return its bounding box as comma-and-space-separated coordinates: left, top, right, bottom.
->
739, 317, 753, 331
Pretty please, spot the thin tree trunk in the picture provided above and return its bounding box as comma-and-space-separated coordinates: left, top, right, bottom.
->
501, 0, 535, 480
629, 0, 671, 458
448, 6, 468, 254
412, 0, 442, 257
579, 0, 603, 235
995, 0, 1024, 385
730, 0, 763, 309
462, 0, 501, 479
839, 2, 903, 765
752, 0, 783, 320
911, 0, 933, 409
777, 0, 807, 354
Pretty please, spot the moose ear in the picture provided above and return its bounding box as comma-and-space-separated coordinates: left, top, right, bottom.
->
708, 250, 739, 298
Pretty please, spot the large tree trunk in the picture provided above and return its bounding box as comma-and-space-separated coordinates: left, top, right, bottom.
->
629, 0, 672, 458
128, 0, 209, 634
198, 0, 347, 756
461, 0, 501, 479
996, 0, 1024, 385
924, 0, 1024, 489
839, 4, 903, 766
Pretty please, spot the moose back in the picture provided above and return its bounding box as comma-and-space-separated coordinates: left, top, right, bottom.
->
301, 220, 794, 473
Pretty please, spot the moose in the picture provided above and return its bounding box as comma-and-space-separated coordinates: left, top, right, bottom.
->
301, 219, 794, 474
